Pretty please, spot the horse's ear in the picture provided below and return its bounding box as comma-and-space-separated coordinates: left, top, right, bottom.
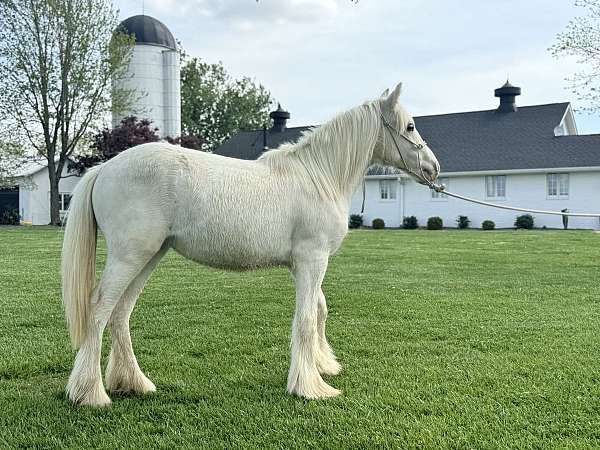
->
384, 82, 402, 108
379, 88, 389, 98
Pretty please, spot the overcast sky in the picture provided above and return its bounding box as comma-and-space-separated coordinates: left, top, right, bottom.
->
116, 0, 599, 134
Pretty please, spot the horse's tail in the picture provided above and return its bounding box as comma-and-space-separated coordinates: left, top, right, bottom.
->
61, 166, 101, 349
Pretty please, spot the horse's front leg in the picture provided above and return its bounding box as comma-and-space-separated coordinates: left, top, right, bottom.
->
316, 288, 342, 376
287, 252, 340, 399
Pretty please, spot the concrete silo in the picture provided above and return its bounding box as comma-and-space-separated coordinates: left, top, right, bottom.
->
113, 15, 181, 138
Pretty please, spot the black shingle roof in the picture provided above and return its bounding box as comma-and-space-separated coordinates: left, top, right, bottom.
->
213, 103, 600, 173
416, 103, 600, 172
216, 126, 312, 160
118, 15, 177, 50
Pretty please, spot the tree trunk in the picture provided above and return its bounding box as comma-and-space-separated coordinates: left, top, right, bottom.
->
48, 167, 61, 226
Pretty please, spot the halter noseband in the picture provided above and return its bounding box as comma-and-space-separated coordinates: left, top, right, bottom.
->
379, 112, 444, 193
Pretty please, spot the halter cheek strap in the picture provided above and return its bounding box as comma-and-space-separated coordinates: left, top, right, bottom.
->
379, 113, 443, 192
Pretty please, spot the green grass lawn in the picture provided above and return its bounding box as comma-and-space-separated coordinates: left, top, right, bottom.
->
1, 227, 600, 449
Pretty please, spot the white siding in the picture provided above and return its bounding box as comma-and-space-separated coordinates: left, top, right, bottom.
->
18, 188, 31, 223
18, 166, 80, 225
351, 171, 600, 230
350, 177, 403, 227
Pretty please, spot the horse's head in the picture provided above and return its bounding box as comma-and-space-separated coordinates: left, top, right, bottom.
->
373, 83, 440, 186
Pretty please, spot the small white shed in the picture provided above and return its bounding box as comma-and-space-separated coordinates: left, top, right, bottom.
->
15, 160, 81, 225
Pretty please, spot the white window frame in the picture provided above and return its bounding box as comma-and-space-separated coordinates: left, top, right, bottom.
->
59, 192, 72, 213
431, 177, 449, 201
547, 173, 569, 199
485, 175, 506, 200
379, 179, 397, 201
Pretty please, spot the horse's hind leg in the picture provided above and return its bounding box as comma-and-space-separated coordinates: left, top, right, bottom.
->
315, 289, 341, 376
105, 244, 169, 395
66, 246, 158, 407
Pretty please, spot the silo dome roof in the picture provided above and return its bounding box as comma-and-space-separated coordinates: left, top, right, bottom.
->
117, 15, 176, 50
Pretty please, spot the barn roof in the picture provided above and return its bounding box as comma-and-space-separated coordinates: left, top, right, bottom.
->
415, 102, 600, 173
214, 102, 600, 174
216, 126, 313, 161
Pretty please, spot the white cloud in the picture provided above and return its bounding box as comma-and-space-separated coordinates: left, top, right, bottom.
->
140, 0, 340, 29
217, 0, 339, 25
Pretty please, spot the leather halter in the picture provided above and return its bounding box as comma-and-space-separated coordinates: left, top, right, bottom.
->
360, 112, 443, 215
379, 113, 443, 192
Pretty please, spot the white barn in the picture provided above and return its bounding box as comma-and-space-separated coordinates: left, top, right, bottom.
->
13, 160, 79, 225
216, 82, 600, 230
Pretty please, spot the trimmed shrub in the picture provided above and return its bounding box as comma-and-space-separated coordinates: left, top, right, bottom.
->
0, 208, 19, 225
402, 216, 418, 229
427, 216, 443, 230
349, 214, 363, 229
372, 218, 385, 229
482, 220, 495, 230
515, 214, 534, 229
456, 215, 470, 229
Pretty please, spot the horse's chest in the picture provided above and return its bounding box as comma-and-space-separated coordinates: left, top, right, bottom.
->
328, 225, 348, 255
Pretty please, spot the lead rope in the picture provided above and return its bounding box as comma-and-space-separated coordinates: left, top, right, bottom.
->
429, 184, 600, 218
379, 112, 600, 219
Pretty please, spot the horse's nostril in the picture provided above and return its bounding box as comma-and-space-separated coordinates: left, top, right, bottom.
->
427, 163, 440, 181
422, 167, 434, 181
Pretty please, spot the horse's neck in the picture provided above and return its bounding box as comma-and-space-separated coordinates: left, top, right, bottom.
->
299, 103, 379, 203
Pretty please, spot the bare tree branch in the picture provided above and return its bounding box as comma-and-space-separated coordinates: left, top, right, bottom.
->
551, 0, 600, 112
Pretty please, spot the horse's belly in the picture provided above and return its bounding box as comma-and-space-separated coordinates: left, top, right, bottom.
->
169, 224, 292, 271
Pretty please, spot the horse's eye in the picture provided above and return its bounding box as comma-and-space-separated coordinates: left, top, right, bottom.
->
407, 123, 415, 132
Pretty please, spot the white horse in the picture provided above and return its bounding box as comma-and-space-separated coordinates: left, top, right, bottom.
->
62, 83, 439, 406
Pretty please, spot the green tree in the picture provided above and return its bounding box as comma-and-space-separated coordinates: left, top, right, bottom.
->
551, 0, 600, 112
0, 0, 135, 225
0, 140, 25, 189
181, 58, 274, 151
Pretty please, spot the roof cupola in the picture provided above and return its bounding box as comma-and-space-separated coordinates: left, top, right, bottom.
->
270, 104, 290, 133
494, 80, 521, 113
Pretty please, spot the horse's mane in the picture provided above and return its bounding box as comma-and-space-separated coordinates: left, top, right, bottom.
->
258, 101, 381, 201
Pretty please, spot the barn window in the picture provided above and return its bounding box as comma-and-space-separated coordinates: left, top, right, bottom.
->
431, 177, 449, 200
379, 179, 397, 200
547, 173, 569, 199
485, 175, 506, 198
59, 193, 72, 212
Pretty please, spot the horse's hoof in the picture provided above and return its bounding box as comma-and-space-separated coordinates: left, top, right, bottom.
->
139, 377, 156, 394
69, 385, 112, 407
66, 375, 112, 407
78, 393, 112, 408
318, 358, 342, 377
288, 377, 342, 400
311, 384, 341, 399
106, 372, 156, 395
